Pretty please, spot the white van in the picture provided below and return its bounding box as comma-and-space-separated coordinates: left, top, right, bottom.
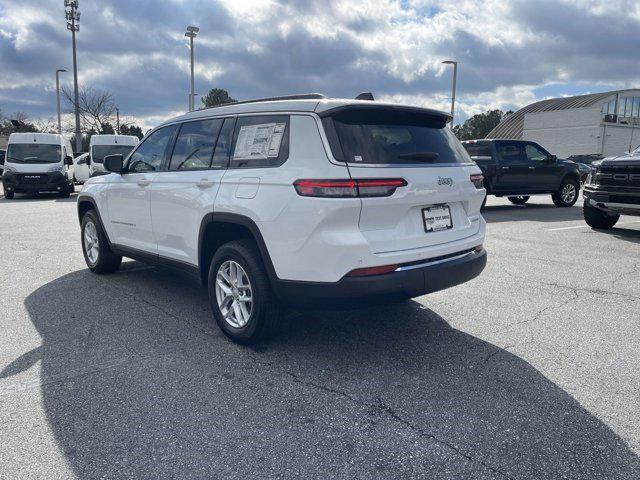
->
88, 135, 139, 176
2, 133, 75, 199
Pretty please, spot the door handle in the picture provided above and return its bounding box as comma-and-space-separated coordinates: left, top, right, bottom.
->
528, 166, 535, 170
501, 166, 510, 170
196, 179, 215, 188
137, 179, 151, 187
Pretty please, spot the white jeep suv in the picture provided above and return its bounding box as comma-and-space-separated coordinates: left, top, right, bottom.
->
77, 94, 487, 343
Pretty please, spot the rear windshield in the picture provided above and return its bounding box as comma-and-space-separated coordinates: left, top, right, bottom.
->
91, 145, 136, 163
323, 108, 471, 165
463, 143, 492, 157
6, 143, 61, 164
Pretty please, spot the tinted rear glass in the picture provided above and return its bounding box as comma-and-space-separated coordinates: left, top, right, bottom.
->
463, 143, 492, 157
91, 145, 136, 163
323, 108, 470, 165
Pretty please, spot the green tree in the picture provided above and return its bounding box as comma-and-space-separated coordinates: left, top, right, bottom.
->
119, 124, 144, 139
201, 88, 237, 108
452, 109, 512, 141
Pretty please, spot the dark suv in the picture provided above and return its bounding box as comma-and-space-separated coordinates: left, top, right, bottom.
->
582, 147, 640, 229
462, 139, 582, 207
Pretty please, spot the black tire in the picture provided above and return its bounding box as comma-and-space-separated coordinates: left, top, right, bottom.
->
81, 210, 122, 274
481, 193, 487, 209
583, 202, 619, 230
208, 240, 282, 344
4, 189, 14, 199
508, 196, 530, 205
552, 178, 579, 207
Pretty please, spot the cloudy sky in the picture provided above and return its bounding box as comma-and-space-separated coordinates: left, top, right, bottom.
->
1, 0, 639, 130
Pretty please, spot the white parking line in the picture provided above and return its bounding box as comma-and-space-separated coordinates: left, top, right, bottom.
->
547, 220, 640, 232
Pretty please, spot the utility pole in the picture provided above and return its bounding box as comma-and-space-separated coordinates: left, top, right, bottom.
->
442, 60, 458, 125
65, 1, 82, 152
185, 26, 199, 112
116, 107, 120, 134
55, 69, 67, 134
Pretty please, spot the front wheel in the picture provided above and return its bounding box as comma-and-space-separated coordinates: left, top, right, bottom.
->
208, 240, 282, 344
552, 179, 579, 207
583, 202, 619, 229
508, 195, 530, 205
4, 189, 14, 199
81, 211, 122, 273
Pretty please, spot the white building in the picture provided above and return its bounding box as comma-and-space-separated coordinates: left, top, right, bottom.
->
488, 89, 640, 159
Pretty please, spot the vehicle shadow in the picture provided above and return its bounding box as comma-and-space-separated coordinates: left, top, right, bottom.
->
0, 192, 78, 203
482, 202, 584, 224
5, 266, 639, 479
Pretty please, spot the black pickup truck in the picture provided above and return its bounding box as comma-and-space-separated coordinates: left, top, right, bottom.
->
582, 147, 640, 229
462, 139, 582, 208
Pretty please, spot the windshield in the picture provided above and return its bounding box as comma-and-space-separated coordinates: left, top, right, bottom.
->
91, 145, 135, 163
323, 108, 470, 165
6, 143, 61, 164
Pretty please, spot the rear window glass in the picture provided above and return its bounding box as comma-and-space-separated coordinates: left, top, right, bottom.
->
463, 143, 492, 157
323, 108, 470, 165
230, 115, 289, 168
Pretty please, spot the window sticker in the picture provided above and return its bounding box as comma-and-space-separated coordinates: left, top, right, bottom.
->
354, 155, 363, 162
233, 122, 286, 160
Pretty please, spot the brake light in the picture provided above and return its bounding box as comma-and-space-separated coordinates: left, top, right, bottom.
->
294, 178, 407, 198
346, 264, 399, 277
470, 174, 484, 189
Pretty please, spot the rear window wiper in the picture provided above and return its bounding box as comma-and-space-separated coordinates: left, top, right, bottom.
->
398, 152, 440, 162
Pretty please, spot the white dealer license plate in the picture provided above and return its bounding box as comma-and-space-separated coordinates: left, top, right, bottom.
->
422, 205, 453, 232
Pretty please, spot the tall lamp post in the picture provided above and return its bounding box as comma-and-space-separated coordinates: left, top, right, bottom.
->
55, 69, 67, 134
115, 107, 120, 134
65, 0, 82, 152
442, 60, 458, 125
185, 25, 199, 112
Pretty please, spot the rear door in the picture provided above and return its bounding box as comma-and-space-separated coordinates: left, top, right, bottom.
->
150, 117, 233, 265
321, 107, 482, 254
494, 141, 530, 191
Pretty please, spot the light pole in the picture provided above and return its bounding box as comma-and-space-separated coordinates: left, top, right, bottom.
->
65, 0, 82, 152
55, 68, 67, 134
116, 107, 120, 134
185, 25, 199, 112
442, 60, 458, 125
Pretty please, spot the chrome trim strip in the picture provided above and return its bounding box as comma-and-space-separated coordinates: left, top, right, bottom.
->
394, 250, 476, 272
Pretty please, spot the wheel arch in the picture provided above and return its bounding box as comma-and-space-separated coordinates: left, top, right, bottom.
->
77, 195, 114, 248
198, 213, 278, 287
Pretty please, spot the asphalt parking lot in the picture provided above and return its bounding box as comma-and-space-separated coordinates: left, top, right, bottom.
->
0, 190, 638, 479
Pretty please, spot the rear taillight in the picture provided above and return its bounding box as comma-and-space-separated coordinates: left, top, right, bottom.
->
346, 264, 399, 277
294, 178, 407, 198
470, 174, 484, 189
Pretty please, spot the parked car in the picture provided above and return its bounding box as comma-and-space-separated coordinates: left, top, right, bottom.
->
2, 133, 75, 199
73, 152, 90, 184
582, 146, 640, 229
77, 94, 487, 343
88, 134, 139, 176
462, 139, 582, 207
575, 162, 591, 184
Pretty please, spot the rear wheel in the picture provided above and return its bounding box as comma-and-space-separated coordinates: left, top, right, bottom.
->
508, 195, 530, 205
552, 179, 579, 207
583, 202, 619, 229
208, 240, 282, 344
81, 211, 122, 273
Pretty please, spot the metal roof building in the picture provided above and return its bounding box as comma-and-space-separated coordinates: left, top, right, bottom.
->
486, 89, 640, 158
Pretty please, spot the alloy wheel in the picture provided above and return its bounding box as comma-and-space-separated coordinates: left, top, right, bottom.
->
562, 183, 576, 203
215, 260, 253, 328
83, 221, 99, 265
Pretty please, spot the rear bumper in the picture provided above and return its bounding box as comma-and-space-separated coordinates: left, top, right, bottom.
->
2, 171, 68, 193
273, 248, 487, 308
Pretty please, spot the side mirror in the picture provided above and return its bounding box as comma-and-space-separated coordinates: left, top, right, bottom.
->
104, 154, 125, 173
547, 154, 557, 163
64, 156, 73, 166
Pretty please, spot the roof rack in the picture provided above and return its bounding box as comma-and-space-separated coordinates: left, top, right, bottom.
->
203, 93, 327, 110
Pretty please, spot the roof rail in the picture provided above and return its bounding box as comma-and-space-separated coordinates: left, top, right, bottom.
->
203, 93, 327, 110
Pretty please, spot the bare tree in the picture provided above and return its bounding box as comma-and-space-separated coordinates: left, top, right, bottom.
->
61, 84, 116, 133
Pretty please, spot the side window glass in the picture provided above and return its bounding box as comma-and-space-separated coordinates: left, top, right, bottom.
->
229, 115, 290, 168
525, 144, 548, 162
169, 119, 223, 171
211, 117, 236, 169
128, 125, 177, 173
497, 143, 524, 163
